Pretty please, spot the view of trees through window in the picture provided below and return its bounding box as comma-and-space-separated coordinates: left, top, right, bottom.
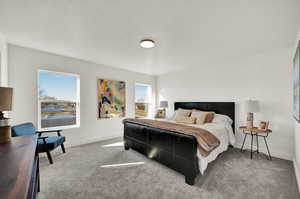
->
135, 83, 152, 118
38, 70, 80, 130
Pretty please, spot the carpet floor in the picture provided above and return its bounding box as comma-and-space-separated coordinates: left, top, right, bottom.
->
38, 137, 299, 199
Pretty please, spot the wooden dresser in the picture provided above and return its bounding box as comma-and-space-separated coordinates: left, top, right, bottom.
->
0, 135, 39, 199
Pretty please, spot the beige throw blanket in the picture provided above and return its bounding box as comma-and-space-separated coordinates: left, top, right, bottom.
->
123, 118, 220, 157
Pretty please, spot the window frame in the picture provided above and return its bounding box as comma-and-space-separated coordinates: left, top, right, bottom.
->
37, 69, 80, 131
134, 82, 152, 118
134, 83, 152, 103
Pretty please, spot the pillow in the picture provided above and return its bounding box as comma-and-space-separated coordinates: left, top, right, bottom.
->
174, 116, 196, 124
191, 110, 206, 124
169, 111, 176, 120
191, 110, 215, 124
205, 112, 215, 123
172, 108, 192, 120
190, 109, 203, 118
212, 114, 233, 125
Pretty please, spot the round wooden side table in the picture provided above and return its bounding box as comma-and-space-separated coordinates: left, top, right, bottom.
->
239, 126, 272, 160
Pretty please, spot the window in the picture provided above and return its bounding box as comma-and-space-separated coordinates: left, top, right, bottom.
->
38, 70, 80, 131
135, 83, 152, 118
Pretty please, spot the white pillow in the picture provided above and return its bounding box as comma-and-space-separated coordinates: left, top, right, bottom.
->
212, 114, 233, 125
169, 111, 176, 120
172, 108, 192, 120
190, 110, 206, 124
190, 110, 203, 118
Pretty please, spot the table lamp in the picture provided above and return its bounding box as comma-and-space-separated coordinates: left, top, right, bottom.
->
159, 101, 168, 118
245, 99, 260, 129
0, 87, 13, 143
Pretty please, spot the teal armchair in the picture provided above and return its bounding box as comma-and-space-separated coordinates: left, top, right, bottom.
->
11, 123, 66, 164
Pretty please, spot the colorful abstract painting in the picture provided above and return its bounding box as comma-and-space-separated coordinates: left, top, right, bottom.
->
97, 79, 126, 119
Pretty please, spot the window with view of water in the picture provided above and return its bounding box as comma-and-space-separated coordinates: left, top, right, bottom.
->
38, 70, 80, 130
135, 83, 152, 118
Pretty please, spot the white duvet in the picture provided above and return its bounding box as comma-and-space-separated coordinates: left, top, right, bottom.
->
191, 122, 235, 174
161, 119, 236, 174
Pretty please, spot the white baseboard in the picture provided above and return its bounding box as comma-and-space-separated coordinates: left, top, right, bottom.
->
66, 135, 122, 148
293, 159, 300, 193
235, 141, 292, 161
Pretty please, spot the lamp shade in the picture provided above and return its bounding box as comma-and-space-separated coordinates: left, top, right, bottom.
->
0, 87, 13, 111
244, 100, 260, 113
160, 101, 168, 108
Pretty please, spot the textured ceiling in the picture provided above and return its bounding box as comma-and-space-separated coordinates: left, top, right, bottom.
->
0, 0, 300, 75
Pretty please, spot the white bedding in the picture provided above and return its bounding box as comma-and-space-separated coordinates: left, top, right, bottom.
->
191, 122, 235, 174
160, 118, 236, 174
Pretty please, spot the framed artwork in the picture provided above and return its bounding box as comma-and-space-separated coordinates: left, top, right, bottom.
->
259, 121, 269, 131
97, 79, 126, 119
294, 41, 300, 122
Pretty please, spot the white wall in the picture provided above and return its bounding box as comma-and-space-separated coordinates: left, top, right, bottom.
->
0, 33, 8, 86
294, 29, 300, 191
294, 123, 300, 191
157, 46, 294, 160
7, 44, 156, 147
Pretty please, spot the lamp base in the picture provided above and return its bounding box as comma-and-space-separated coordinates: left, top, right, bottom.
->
246, 120, 253, 129
0, 126, 11, 144
246, 112, 254, 129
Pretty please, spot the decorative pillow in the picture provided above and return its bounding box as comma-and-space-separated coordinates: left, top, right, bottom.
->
174, 116, 196, 124
191, 110, 215, 124
190, 109, 203, 118
205, 112, 215, 123
172, 108, 192, 120
191, 110, 205, 124
170, 111, 177, 120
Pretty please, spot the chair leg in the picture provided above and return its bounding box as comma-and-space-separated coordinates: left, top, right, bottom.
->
37, 156, 40, 192
61, 144, 66, 153
46, 150, 53, 164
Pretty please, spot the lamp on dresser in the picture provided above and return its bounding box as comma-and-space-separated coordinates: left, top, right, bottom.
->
158, 100, 168, 118
160, 100, 168, 110
244, 99, 260, 129
0, 87, 13, 143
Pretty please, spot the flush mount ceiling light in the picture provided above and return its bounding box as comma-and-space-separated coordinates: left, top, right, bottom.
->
140, 39, 155, 48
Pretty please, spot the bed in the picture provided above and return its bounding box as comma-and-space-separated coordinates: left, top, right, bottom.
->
123, 102, 235, 185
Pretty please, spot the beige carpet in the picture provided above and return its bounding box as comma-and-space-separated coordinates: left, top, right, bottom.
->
38, 137, 299, 199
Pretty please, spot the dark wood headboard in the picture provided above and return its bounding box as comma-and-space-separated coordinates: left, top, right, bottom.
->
174, 102, 235, 133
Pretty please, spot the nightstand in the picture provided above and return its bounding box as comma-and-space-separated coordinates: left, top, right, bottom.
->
239, 126, 272, 160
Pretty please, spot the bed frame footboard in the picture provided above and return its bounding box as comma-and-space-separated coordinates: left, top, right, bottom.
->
123, 122, 199, 185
